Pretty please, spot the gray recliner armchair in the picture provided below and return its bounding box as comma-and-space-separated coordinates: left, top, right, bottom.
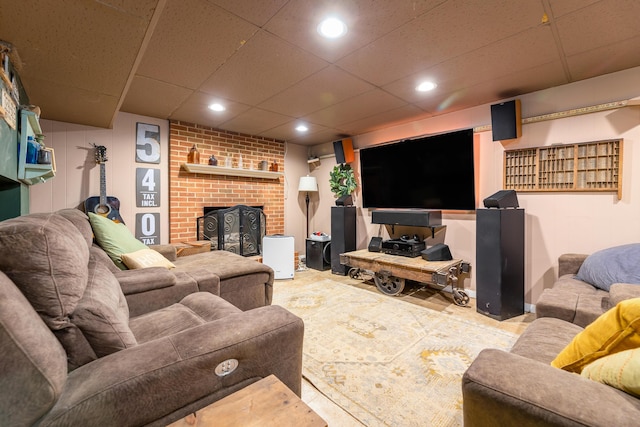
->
0, 211, 303, 426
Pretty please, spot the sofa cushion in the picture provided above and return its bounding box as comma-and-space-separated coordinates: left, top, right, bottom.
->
71, 254, 137, 357
552, 298, 640, 373
582, 347, 640, 397
121, 248, 176, 270
0, 213, 89, 328
0, 271, 68, 426
129, 292, 241, 343
575, 243, 640, 291
56, 208, 94, 248
88, 212, 147, 270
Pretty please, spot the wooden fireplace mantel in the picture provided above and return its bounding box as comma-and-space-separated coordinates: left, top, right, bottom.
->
181, 163, 283, 180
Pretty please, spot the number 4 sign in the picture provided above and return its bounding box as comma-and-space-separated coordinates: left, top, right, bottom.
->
136, 168, 160, 207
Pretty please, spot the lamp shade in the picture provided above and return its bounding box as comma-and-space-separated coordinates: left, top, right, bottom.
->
298, 176, 318, 192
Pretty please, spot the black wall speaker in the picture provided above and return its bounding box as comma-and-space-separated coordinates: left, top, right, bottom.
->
368, 237, 383, 252
483, 190, 519, 208
421, 243, 452, 261
333, 138, 355, 164
490, 99, 522, 141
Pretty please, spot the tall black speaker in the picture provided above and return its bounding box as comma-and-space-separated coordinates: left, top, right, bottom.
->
476, 208, 524, 320
331, 206, 356, 275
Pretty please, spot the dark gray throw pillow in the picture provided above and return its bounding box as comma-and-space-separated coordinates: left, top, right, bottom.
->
575, 243, 640, 291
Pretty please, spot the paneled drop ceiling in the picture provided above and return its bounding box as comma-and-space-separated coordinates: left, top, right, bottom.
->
1, 0, 639, 145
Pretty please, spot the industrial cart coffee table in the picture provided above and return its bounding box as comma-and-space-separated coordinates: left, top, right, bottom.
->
340, 249, 470, 306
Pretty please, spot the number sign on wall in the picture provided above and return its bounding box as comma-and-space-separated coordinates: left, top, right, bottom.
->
135, 213, 160, 245
136, 122, 161, 164
136, 168, 160, 207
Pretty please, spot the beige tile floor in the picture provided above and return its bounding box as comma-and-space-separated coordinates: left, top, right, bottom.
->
282, 266, 536, 426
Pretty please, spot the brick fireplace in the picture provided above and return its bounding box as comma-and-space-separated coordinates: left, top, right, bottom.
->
169, 120, 285, 243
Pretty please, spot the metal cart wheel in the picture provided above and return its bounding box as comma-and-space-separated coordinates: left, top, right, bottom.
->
453, 289, 470, 307
374, 272, 405, 296
348, 267, 362, 280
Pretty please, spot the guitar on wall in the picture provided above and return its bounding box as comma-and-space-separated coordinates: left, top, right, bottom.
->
84, 144, 125, 224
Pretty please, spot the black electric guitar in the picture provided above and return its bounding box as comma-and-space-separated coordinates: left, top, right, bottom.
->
84, 145, 125, 223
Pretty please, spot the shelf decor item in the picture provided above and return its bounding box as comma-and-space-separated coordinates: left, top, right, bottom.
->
329, 163, 357, 204
187, 144, 200, 164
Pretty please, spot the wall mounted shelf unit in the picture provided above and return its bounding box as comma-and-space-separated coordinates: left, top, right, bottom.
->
180, 163, 283, 180
504, 139, 622, 199
17, 110, 55, 185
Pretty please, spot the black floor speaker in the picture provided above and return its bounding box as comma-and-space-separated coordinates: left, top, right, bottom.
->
306, 239, 331, 271
331, 206, 356, 275
476, 208, 524, 320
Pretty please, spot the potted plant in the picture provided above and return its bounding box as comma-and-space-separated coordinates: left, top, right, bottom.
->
329, 164, 357, 205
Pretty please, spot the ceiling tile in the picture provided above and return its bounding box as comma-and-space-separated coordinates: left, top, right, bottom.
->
566, 35, 640, 81
121, 76, 194, 118
263, 0, 443, 63
0, 0, 152, 96
25, 78, 121, 128
208, 0, 289, 26
337, 0, 546, 86
303, 89, 407, 128
258, 65, 374, 117
169, 91, 251, 128
199, 30, 328, 105
555, 0, 640, 56
136, 0, 259, 89
217, 107, 293, 136
339, 104, 429, 136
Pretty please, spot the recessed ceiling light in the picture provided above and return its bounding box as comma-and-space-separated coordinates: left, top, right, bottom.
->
208, 103, 226, 112
296, 124, 309, 132
416, 81, 437, 92
318, 17, 347, 39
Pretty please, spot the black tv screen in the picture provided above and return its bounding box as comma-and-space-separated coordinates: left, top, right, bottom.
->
360, 129, 476, 210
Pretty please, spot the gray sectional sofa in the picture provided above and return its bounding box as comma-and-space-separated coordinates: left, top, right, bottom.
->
536, 253, 640, 327
462, 249, 640, 426
0, 209, 303, 426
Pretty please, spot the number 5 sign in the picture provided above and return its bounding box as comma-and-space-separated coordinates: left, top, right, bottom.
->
136, 123, 161, 164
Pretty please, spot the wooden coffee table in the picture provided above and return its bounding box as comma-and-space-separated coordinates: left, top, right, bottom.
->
168, 375, 327, 427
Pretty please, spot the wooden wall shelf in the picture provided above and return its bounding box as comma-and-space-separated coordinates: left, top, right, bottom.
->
504, 139, 623, 199
181, 163, 283, 180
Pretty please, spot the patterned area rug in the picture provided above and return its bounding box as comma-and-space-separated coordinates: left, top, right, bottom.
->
273, 279, 518, 426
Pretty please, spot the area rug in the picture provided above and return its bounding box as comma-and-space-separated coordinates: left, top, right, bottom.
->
273, 279, 519, 427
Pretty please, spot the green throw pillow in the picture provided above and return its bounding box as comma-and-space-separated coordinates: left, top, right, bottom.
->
88, 213, 147, 270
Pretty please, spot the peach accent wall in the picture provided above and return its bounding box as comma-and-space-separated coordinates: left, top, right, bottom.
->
168, 121, 285, 243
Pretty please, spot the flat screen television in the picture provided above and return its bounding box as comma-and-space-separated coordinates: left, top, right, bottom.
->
359, 128, 476, 210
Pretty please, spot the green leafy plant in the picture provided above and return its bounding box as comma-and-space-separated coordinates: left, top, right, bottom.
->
329, 164, 357, 198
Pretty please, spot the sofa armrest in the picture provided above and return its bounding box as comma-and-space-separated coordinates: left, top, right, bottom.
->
462, 349, 640, 427
114, 267, 176, 294
45, 305, 304, 426
558, 253, 589, 277
609, 283, 640, 306
149, 244, 178, 261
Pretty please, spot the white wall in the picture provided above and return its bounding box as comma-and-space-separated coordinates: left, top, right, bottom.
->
302, 66, 640, 307
29, 112, 170, 243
